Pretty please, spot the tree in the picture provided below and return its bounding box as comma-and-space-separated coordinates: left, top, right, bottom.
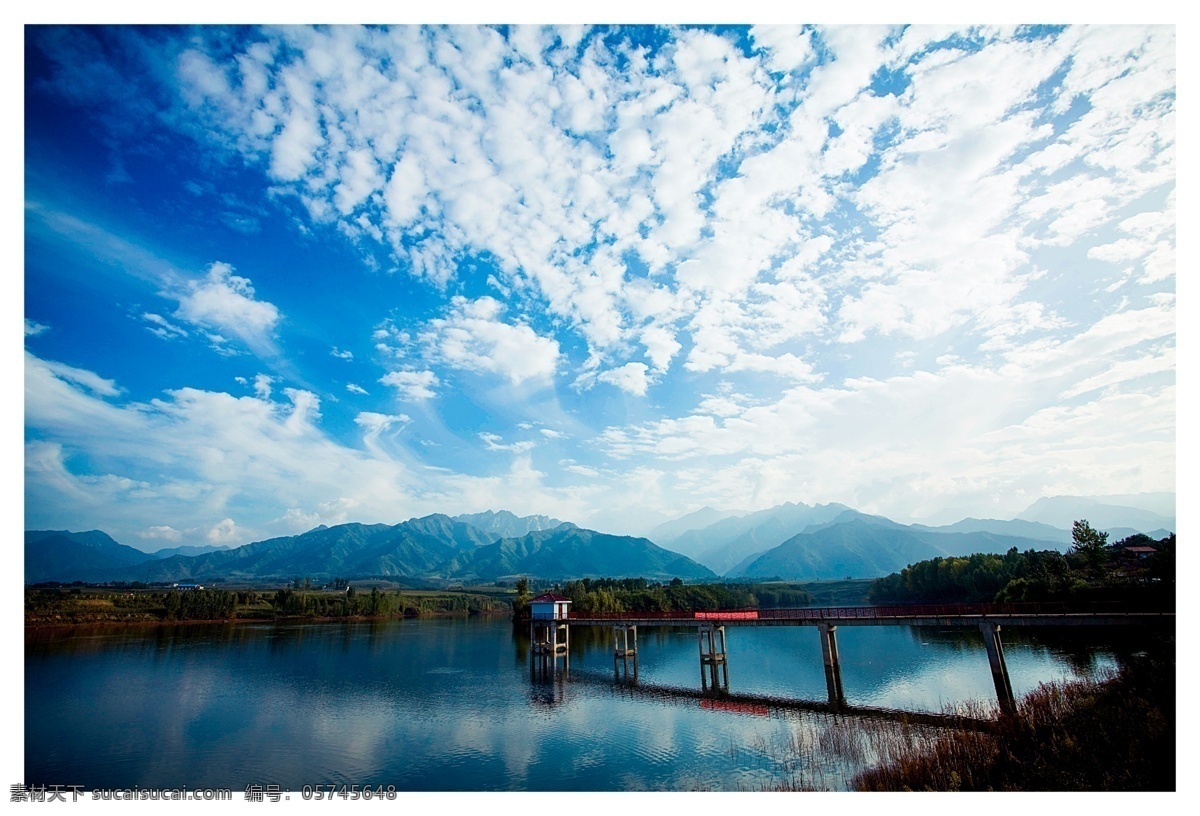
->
1071, 519, 1109, 579
512, 577, 531, 616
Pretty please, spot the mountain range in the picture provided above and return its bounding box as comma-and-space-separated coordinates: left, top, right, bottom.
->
25, 514, 714, 585
25, 495, 1173, 586
648, 497, 1174, 579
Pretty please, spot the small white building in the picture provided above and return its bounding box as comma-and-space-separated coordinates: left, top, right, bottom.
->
528, 593, 571, 620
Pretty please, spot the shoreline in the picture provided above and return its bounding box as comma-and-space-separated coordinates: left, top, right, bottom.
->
24, 609, 514, 630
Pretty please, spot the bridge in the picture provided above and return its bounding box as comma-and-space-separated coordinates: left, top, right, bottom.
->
527, 601, 1174, 715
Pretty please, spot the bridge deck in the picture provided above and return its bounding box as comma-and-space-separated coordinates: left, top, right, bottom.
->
549, 603, 1173, 629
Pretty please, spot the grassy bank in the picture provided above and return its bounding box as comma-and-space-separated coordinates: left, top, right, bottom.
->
850, 648, 1175, 791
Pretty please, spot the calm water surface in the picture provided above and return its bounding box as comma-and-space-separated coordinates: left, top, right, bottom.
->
26, 616, 1136, 791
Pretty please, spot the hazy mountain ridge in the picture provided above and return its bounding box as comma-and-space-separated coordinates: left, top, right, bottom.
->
656, 502, 854, 571
1016, 495, 1175, 532
647, 495, 1174, 580
645, 506, 738, 545
908, 518, 1073, 544
731, 522, 1077, 581
734, 520, 946, 580
150, 544, 231, 559
452, 510, 564, 538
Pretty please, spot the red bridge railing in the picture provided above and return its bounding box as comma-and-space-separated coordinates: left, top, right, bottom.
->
564, 601, 1171, 622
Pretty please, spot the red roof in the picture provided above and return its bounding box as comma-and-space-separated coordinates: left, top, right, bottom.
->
530, 593, 571, 603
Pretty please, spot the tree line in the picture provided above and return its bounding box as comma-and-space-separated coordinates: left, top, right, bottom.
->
26, 586, 510, 624
513, 576, 813, 616
867, 520, 1175, 606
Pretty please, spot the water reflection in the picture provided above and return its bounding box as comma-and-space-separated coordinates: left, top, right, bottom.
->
26, 617, 1142, 791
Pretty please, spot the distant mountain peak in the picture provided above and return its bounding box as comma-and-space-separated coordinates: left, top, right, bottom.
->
453, 509, 566, 539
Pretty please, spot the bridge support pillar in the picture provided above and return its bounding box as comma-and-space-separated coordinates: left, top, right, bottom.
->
530, 619, 570, 679
980, 621, 1015, 716
699, 625, 729, 693
614, 625, 638, 683
817, 623, 846, 709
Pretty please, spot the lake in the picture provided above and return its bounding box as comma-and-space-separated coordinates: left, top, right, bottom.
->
25, 615, 1141, 792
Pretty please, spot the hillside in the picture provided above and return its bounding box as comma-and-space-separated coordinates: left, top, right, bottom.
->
25, 530, 156, 584
102, 515, 496, 583
731, 520, 1071, 581
28, 514, 714, 585
657, 502, 854, 572
443, 523, 716, 582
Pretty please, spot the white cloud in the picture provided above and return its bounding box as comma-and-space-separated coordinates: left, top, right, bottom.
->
138, 525, 183, 542
380, 369, 439, 402
598, 362, 650, 397
206, 518, 242, 544
281, 507, 321, 531
142, 312, 189, 340
479, 432, 536, 453
174, 262, 281, 355
253, 374, 273, 400
346, 383, 368, 395
422, 296, 559, 386
28, 353, 122, 398
24, 350, 430, 544
750, 25, 815, 75
354, 411, 409, 434
641, 325, 681, 372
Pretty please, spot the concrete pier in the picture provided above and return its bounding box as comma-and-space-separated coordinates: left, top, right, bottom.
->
613, 624, 638, 658
817, 623, 846, 708
530, 620, 570, 679
699, 625, 729, 693
979, 621, 1015, 716
613, 625, 638, 683
531, 619, 570, 656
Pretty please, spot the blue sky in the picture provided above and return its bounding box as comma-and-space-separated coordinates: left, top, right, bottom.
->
22, 22, 1176, 550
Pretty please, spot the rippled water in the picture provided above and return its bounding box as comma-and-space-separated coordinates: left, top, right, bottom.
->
25, 616, 1136, 791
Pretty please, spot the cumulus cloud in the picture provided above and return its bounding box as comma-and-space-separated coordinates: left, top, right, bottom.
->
173, 262, 281, 355
380, 369, 439, 402
23, 350, 430, 543
206, 518, 242, 544
421, 296, 559, 386
598, 362, 651, 397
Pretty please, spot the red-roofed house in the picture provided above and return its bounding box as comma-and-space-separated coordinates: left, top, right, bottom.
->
529, 593, 571, 620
